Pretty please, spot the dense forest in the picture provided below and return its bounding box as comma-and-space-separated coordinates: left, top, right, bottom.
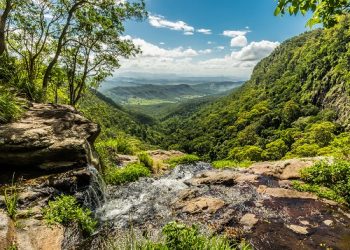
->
158, 16, 350, 162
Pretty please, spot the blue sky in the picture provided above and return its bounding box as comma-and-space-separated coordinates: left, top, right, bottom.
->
118, 0, 313, 80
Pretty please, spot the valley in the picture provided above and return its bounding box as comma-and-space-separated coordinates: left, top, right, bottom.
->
1, 1, 350, 249
99, 79, 243, 118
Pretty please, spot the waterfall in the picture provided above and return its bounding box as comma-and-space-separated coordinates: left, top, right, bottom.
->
82, 165, 107, 211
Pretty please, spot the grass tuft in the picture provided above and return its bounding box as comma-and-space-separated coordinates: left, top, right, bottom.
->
166, 154, 200, 168
103, 163, 151, 185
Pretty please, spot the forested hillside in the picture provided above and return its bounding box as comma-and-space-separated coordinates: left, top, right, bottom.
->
159, 16, 350, 161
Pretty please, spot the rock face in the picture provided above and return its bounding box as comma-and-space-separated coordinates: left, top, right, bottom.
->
0, 211, 64, 250
0, 103, 100, 171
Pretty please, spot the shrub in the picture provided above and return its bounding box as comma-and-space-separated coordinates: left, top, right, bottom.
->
212, 160, 252, 169
43, 195, 97, 235
294, 161, 350, 204
289, 143, 320, 157
262, 139, 289, 160
228, 145, 263, 161
138, 152, 154, 170
103, 163, 151, 185
166, 154, 200, 168
0, 87, 23, 124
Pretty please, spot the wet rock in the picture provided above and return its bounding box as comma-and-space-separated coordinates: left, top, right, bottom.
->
323, 220, 334, 226
286, 224, 309, 235
239, 214, 258, 229
0, 103, 100, 172
176, 196, 225, 214
189, 170, 237, 186
257, 185, 318, 199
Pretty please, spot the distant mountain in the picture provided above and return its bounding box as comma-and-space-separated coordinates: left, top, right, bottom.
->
101, 81, 243, 105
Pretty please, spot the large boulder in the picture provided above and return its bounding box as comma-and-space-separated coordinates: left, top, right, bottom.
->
0, 103, 100, 171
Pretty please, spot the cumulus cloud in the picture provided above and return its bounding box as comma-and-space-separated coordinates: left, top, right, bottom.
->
197, 28, 212, 35
199, 49, 212, 54
230, 35, 248, 47
223, 30, 249, 38
117, 36, 279, 78
232, 40, 280, 61
149, 15, 194, 35
122, 36, 198, 58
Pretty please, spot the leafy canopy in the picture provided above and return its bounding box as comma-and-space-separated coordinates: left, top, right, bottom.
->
274, 0, 350, 27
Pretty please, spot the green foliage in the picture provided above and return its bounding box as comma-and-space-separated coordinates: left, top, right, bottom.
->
229, 146, 263, 162
212, 160, 252, 169
43, 195, 97, 235
103, 163, 151, 185
138, 152, 154, 170
102, 221, 251, 250
274, 0, 349, 27
159, 17, 350, 162
262, 139, 289, 160
0, 87, 23, 124
166, 154, 201, 168
294, 161, 350, 204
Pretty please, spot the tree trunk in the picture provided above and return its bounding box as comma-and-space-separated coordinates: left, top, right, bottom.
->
42, 1, 84, 99
0, 0, 12, 56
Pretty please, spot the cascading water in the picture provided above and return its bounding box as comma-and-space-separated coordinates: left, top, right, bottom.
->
82, 165, 107, 210
96, 163, 212, 228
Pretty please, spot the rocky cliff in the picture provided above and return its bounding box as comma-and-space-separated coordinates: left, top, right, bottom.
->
0, 103, 102, 250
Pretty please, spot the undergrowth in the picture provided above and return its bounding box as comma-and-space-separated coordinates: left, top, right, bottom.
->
166, 154, 200, 168
212, 160, 252, 169
292, 160, 350, 205
103, 163, 151, 185
43, 195, 97, 235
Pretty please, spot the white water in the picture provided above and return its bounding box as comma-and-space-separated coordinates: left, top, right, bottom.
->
97, 163, 212, 228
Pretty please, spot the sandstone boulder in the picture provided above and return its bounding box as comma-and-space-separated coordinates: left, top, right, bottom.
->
0, 103, 100, 171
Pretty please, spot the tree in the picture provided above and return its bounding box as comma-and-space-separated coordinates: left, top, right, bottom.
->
274, 0, 350, 27
0, 0, 13, 56
41, 0, 146, 100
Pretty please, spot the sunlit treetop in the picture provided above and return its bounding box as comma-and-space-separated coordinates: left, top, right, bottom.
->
274, 0, 350, 28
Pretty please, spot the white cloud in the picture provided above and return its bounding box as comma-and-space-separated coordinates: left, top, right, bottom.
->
122, 36, 198, 58
197, 29, 212, 35
232, 40, 280, 61
216, 46, 225, 50
199, 49, 212, 54
117, 37, 279, 78
223, 30, 249, 38
159, 42, 165, 45
149, 15, 194, 35
184, 31, 194, 36
230, 35, 248, 47
208, 41, 213, 45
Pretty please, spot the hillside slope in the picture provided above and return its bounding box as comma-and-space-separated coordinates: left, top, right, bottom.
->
159, 16, 350, 161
